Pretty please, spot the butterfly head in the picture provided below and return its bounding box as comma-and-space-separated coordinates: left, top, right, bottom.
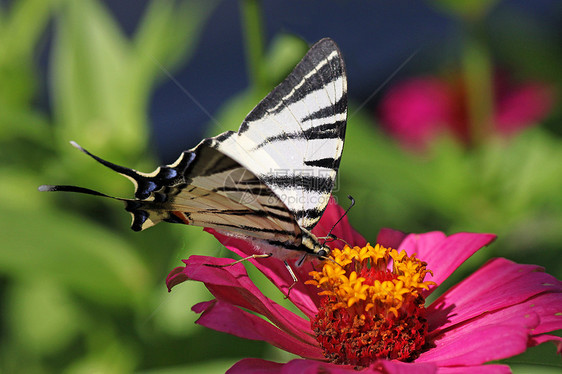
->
299, 229, 331, 259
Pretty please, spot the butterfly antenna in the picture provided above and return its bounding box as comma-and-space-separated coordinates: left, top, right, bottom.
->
38, 142, 135, 202
323, 195, 355, 244
325, 235, 351, 247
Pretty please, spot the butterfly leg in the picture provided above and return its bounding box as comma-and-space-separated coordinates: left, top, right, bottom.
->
205, 253, 272, 268
284, 261, 299, 298
296, 253, 307, 267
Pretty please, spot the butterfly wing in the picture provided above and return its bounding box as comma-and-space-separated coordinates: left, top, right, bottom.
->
134, 144, 303, 245
87, 37, 347, 235
208, 38, 347, 230
50, 141, 303, 244
40, 38, 346, 250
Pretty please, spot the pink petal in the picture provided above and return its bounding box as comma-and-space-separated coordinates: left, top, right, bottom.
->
169, 255, 318, 346
427, 258, 561, 332
419, 258, 562, 365
166, 265, 189, 290
436, 365, 511, 374
376, 228, 408, 249
434, 302, 541, 335
191, 300, 213, 313
203, 198, 367, 317
495, 82, 555, 135
529, 334, 562, 354
227, 358, 283, 374
204, 229, 322, 317
518, 292, 562, 335
228, 358, 437, 374
417, 324, 530, 366
422, 306, 540, 364
365, 360, 437, 374
398, 232, 496, 295
194, 299, 324, 359
378, 77, 455, 150
281, 359, 355, 373
227, 358, 352, 374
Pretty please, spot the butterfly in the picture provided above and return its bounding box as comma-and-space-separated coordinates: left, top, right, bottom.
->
40, 38, 347, 272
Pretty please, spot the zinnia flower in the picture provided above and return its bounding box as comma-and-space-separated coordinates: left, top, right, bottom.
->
167, 199, 562, 373
378, 72, 555, 150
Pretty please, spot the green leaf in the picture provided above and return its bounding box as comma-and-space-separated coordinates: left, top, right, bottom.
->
50, 0, 144, 156
0, 0, 59, 109
149, 229, 220, 337
263, 34, 308, 85
133, 0, 218, 76
339, 108, 433, 232
0, 0, 58, 59
48, 0, 216, 194
209, 88, 263, 136
7, 280, 82, 355
429, 0, 499, 20
63, 333, 137, 374
0, 169, 151, 307
208, 35, 309, 137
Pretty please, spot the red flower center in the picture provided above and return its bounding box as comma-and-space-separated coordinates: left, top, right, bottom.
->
307, 244, 435, 367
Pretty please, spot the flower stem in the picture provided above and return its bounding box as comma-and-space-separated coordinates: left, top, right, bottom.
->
462, 28, 494, 145
239, 0, 267, 94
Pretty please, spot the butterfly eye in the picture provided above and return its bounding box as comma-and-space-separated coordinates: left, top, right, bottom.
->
317, 249, 328, 258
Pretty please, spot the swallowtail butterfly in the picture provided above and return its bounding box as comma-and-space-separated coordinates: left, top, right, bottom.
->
40, 38, 347, 266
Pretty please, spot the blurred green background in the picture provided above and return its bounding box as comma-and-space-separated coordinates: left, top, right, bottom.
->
1, 0, 560, 372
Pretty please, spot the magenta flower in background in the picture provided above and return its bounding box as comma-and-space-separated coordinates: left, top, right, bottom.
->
378, 72, 555, 150
167, 199, 562, 373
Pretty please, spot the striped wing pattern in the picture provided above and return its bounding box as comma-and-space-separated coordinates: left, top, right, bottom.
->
127, 145, 302, 246
209, 38, 347, 230
40, 38, 347, 257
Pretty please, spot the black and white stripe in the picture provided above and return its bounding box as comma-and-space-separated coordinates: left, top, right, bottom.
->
212, 38, 347, 230
39, 38, 347, 260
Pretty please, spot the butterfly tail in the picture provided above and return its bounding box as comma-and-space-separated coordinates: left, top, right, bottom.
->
40, 142, 199, 231
69, 140, 196, 199
67, 141, 156, 198
38, 183, 174, 231
38, 184, 115, 198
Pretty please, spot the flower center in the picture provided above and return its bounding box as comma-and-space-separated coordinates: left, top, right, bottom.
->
306, 244, 435, 367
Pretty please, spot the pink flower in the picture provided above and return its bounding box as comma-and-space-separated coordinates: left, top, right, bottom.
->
493, 73, 555, 136
378, 73, 555, 150
167, 199, 562, 373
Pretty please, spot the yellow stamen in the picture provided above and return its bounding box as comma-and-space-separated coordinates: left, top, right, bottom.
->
309, 243, 435, 366
308, 244, 435, 314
